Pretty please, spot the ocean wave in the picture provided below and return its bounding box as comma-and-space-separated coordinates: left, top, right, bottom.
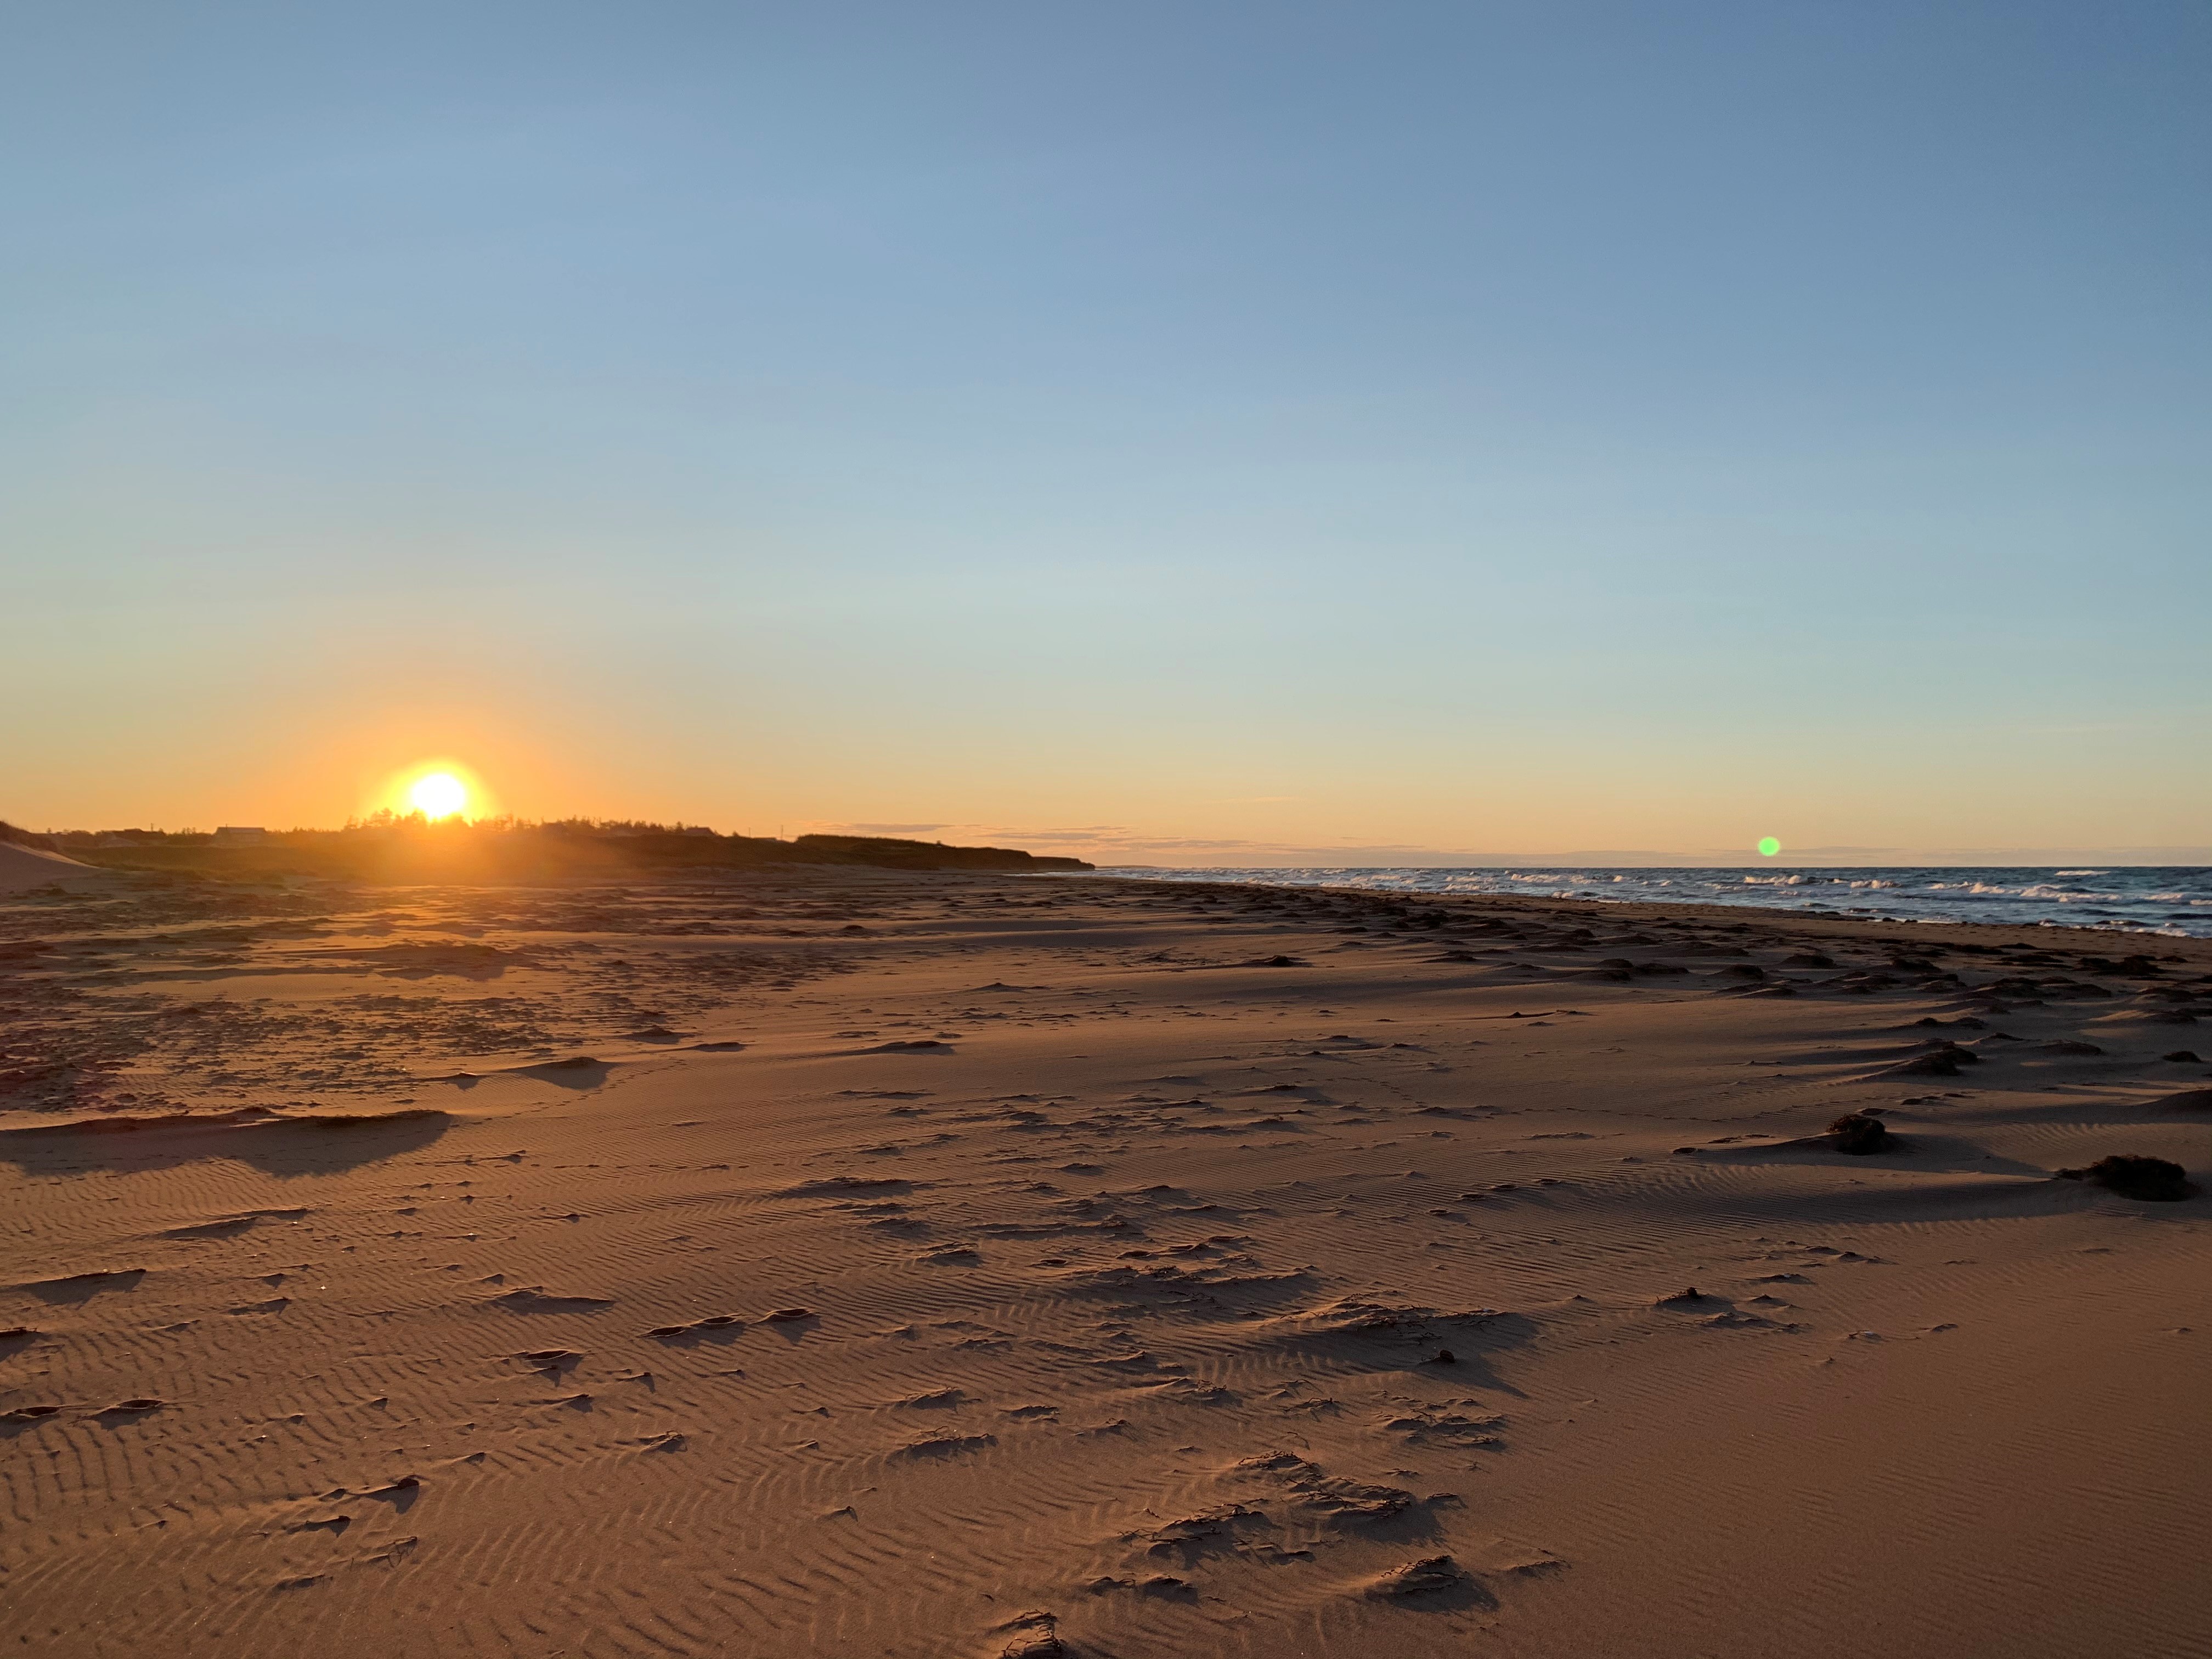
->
1093, 865, 2211, 937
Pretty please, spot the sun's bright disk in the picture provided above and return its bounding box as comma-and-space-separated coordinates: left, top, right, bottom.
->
410, 772, 469, 821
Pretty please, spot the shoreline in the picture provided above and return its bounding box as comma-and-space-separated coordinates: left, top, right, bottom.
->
1084, 865, 2212, 944
1072, 871, 2212, 963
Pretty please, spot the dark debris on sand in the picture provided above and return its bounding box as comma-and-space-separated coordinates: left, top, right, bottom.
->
1827, 1113, 1896, 1155
2056, 1155, 2194, 1202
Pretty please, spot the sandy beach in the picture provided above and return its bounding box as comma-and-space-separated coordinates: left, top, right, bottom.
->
5, 867, 2209, 1658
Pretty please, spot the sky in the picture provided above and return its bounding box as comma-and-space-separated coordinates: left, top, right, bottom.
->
5, 2, 2208, 865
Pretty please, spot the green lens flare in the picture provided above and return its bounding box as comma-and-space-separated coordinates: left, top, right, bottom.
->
1757, 836, 1782, 857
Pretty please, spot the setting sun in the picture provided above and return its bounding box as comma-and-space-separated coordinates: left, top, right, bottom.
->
377, 758, 492, 824
408, 771, 469, 820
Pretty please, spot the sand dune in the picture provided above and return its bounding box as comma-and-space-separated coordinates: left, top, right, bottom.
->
0, 840, 114, 894
3, 868, 2208, 1656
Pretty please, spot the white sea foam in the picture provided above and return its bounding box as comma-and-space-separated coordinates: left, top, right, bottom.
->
1096, 864, 2212, 937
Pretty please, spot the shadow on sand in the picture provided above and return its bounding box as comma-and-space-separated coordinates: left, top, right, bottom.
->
0, 1107, 452, 1176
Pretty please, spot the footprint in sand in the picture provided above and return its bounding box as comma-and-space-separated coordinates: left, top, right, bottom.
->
514, 1349, 582, 1376
897, 1387, 967, 1408
489, 1288, 616, 1313
918, 1246, 982, 1266
19, 1268, 148, 1303
95, 1398, 166, 1417
644, 1314, 746, 1340
892, 1432, 997, 1460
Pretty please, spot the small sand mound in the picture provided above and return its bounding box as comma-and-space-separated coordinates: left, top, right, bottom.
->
1367, 1554, 1473, 1599
1883, 1042, 1980, 1078
995, 1610, 1065, 1658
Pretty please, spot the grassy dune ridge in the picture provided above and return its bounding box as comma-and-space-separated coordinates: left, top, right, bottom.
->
0, 817, 1092, 882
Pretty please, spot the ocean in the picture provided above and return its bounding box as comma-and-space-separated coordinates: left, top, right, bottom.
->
1095, 866, 2212, 939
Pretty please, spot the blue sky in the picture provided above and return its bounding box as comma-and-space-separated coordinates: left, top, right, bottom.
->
5, 2, 2207, 860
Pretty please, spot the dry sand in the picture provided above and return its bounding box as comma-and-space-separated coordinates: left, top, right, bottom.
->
4, 868, 2209, 1657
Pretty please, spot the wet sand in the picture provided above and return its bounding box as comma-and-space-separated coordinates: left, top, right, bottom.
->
5, 868, 2209, 1657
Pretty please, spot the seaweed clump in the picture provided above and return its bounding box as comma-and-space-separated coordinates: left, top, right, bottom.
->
2056, 1155, 2193, 1203
1828, 1113, 1894, 1155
